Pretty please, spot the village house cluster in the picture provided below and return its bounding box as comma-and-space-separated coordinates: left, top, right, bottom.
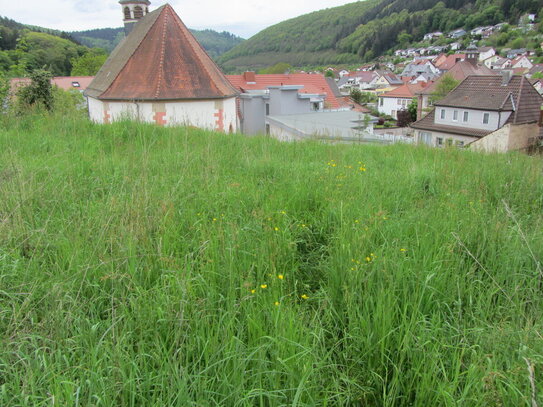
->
7, 2, 543, 153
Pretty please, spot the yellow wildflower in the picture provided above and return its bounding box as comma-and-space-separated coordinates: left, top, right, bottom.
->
261, 284, 268, 289
365, 257, 371, 262
278, 274, 284, 280
400, 248, 407, 252
274, 301, 280, 306
251, 289, 256, 294
301, 294, 309, 300
274, 227, 280, 231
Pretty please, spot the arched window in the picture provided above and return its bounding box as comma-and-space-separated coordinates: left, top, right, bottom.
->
146, 7, 149, 13
124, 7, 131, 19
134, 6, 144, 19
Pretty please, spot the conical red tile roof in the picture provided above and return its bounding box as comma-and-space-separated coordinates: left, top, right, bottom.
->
86, 4, 238, 100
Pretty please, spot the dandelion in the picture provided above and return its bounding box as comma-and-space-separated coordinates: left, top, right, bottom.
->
301, 294, 309, 300
261, 284, 268, 289
251, 289, 256, 294
400, 248, 407, 252
274, 301, 280, 306
278, 274, 284, 280
274, 227, 280, 231
359, 167, 366, 171
354, 219, 359, 223
351, 267, 356, 271
213, 218, 217, 222
365, 257, 372, 262
280, 210, 286, 215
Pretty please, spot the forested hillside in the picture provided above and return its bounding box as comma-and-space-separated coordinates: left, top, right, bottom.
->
71, 27, 245, 58
0, 15, 244, 78
0, 16, 92, 77
219, 0, 542, 71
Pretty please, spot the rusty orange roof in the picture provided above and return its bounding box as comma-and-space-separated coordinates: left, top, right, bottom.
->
227, 73, 342, 109
52, 76, 95, 91
86, 4, 238, 100
435, 54, 466, 70
380, 83, 427, 99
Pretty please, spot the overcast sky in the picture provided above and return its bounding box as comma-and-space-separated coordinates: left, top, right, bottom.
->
1, 0, 359, 38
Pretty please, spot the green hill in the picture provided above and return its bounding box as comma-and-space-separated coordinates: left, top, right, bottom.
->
219, 0, 542, 71
1, 113, 543, 404
71, 27, 245, 58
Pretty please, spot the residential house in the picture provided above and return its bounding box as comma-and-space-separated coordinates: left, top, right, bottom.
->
378, 83, 426, 119
415, 60, 495, 119
423, 32, 443, 41
511, 55, 533, 70
449, 42, 462, 51
86, 3, 239, 131
411, 74, 543, 152
336, 71, 376, 91
477, 47, 495, 62
506, 49, 527, 59
487, 56, 512, 70
435, 54, 465, 71
400, 60, 440, 80
448, 29, 466, 39
372, 71, 403, 89
338, 69, 350, 78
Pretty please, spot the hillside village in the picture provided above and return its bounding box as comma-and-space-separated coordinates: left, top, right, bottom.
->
3, 1, 543, 153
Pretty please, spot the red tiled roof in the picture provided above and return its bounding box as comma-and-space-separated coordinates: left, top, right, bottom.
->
380, 83, 427, 99
52, 76, 94, 91
10, 76, 95, 94
227, 73, 342, 109
87, 4, 238, 100
436, 54, 466, 70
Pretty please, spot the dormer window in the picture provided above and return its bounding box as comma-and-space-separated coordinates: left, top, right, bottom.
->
124, 7, 131, 19
72, 82, 80, 88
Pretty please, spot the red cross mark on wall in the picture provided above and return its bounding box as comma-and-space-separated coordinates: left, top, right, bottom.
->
153, 111, 167, 126
103, 110, 111, 124
214, 109, 224, 132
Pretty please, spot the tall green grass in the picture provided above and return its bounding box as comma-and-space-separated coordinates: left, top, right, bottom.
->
1, 113, 542, 406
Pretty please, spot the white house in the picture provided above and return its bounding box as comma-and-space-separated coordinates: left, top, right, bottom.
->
378, 83, 424, 119
477, 47, 495, 62
85, 2, 239, 132
511, 55, 533, 70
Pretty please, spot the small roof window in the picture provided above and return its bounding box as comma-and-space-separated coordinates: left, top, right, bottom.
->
72, 82, 80, 88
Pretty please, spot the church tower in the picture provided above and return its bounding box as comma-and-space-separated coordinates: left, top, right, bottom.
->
119, 0, 151, 35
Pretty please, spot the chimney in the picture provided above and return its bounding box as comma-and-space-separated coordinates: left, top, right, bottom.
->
243, 71, 256, 83
501, 70, 513, 86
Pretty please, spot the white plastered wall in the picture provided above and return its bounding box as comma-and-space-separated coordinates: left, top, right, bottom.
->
87, 96, 238, 133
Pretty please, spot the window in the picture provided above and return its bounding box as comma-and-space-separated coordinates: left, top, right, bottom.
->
440, 109, 446, 119
463, 111, 469, 122
420, 132, 432, 145
446, 138, 453, 147
124, 7, 131, 19
134, 6, 144, 19
265, 124, 270, 135
265, 103, 270, 116
71, 82, 80, 88
453, 110, 458, 121
379, 98, 384, 107
436, 137, 443, 147
483, 112, 490, 124
456, 140, 465, 148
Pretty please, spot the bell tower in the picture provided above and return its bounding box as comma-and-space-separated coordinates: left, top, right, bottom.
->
119, 0, 151, 35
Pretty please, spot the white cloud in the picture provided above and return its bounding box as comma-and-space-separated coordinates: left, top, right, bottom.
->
1, 0, 360, 37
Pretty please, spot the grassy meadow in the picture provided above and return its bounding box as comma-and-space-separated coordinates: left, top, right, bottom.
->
1, 113, 543, 406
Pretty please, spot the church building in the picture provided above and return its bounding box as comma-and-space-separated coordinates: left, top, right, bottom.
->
85, 1, 239, 132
